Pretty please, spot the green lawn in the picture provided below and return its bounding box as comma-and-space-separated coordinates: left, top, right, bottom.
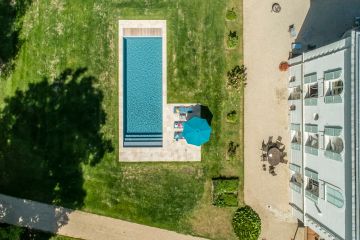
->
0, 0, 243, 239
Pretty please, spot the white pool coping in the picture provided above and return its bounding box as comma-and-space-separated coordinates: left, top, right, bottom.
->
118, 20, 201, 162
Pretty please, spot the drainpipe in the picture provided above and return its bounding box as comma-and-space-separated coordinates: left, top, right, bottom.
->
300, 52, 306, 225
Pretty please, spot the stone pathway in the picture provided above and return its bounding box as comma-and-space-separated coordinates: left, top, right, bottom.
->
0, 194, 207, 240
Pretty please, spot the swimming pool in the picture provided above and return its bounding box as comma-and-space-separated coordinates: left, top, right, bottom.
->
123, 37, 163, 147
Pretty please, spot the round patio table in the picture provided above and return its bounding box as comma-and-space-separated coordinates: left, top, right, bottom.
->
267, 147, 281, 166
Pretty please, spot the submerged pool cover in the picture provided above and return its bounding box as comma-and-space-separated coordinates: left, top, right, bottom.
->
123, 37, 163, 147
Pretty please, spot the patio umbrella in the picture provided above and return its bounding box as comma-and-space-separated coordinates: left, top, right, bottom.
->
183, 117, 212, 146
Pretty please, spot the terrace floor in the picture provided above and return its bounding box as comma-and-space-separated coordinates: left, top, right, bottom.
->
120, 104, 201, 162
244, 0, 309, 239
118, 20, 201, 162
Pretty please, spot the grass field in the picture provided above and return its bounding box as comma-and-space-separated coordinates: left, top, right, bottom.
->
0, 0, 243, 239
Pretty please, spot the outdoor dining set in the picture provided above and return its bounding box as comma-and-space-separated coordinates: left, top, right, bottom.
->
261, 136, 288, 176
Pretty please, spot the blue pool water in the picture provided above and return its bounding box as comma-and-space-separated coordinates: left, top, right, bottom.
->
123, 37, 163, 146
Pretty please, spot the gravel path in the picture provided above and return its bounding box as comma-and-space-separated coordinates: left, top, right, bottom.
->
0, 194, 207, 240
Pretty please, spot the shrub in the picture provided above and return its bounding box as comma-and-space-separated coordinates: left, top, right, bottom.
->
212, 178, 239, 207
226, 110, 237, 123
228, 141, 239, 158
227, 65, 247, 90
226, 8, 237, 20
232, 206, 261, 240
227, 30, 239, 48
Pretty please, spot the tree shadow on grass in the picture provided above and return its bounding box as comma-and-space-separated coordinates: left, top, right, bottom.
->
0, 68, 113, 209
0, 0, 32, 73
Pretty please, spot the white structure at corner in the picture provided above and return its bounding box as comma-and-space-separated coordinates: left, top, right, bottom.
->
288, 30, 360, 240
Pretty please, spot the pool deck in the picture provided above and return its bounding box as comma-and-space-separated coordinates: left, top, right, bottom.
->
118, 20, 201, 162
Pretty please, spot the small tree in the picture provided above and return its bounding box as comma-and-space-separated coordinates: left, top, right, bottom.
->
227, 30, 239, 48
226, 8, 237, 21
232, 206, 261, 240
226, 110, 237, 123
228, 141, 239, 158
227, 65, 247, 90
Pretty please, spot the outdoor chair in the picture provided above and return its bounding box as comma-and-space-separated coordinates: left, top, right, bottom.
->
174, 121, 185, 129
267, 136, 273, 145
261, 140, 267, 151
174, 106, 193, 114
276, 136, 282, 143
292, 42, 302, 50
261, 153, 267, 161
288, 24, 296, 37
280, 158, 288, 164
174, 131, 184, 141
281, 152, 287, 158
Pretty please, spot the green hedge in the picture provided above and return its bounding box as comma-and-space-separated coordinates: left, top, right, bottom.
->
232, 206, 261, 240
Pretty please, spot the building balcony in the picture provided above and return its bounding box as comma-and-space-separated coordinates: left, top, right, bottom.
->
324, 95, 342, 103
290, 181, 302, 193
305, 146, 318, 156
305, 189, 319, 203
304, 97, 317, 106
324, 150, 342, 161
291, 142, 301, 150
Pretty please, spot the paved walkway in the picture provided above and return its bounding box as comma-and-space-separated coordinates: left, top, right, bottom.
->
0, 194, 207, 240
243, 0, 309, 239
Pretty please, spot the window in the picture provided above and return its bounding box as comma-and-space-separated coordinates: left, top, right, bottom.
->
305, 124, 318, 133
288, 86, 301, 100
291, 129, 301, 150
289, 163, 301, 173
326, 185, 344, 208
304, 73, 317, 84
291, 123, 300, 131
324, 68, 342, 80
305, 168, 318, 181
305, 169, 319, 202
324, 126, 342, 136
324, 126, 343, 161
324, 69, 343, 103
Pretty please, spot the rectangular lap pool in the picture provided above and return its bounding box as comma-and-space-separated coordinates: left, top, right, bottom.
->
123, 37, 163, 147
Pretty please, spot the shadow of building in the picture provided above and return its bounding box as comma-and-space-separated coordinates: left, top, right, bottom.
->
295, 0, 360, 50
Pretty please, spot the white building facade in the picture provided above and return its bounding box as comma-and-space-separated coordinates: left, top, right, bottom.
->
288, 30, 360, 240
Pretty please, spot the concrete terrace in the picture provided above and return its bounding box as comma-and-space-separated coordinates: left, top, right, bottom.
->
118, 20, 201, 162
243, 0, 309, 239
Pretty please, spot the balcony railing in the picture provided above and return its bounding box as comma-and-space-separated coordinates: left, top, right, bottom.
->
290, 181, 301, 193
304, 97, 317, 106
305, 146, 318, 156
291, 142, 301, 150
324, 150, 342, 161
324, 95, 342, 103
305, 189, 319, 202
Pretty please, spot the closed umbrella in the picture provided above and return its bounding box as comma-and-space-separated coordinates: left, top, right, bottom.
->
183, 117, 212, 146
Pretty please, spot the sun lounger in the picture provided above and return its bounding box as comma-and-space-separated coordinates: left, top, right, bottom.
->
289, 24, 297, 37
292, 42, 302, 50
174, 131, 184, 141
174, 121, 185, 129
174, 106, 193, 114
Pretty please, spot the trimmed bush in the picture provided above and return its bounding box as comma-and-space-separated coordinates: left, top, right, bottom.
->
228, 141, 239, 158
227, 30, 239, 48
226, 8, 237, 20
227, 65, 247, 90
226, 110, 237, 123
232, 206, 261, 240
212, 178, 239, 207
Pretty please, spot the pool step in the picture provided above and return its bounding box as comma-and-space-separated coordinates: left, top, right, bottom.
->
123, 133, 162, 147
123, 140, 162, 147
